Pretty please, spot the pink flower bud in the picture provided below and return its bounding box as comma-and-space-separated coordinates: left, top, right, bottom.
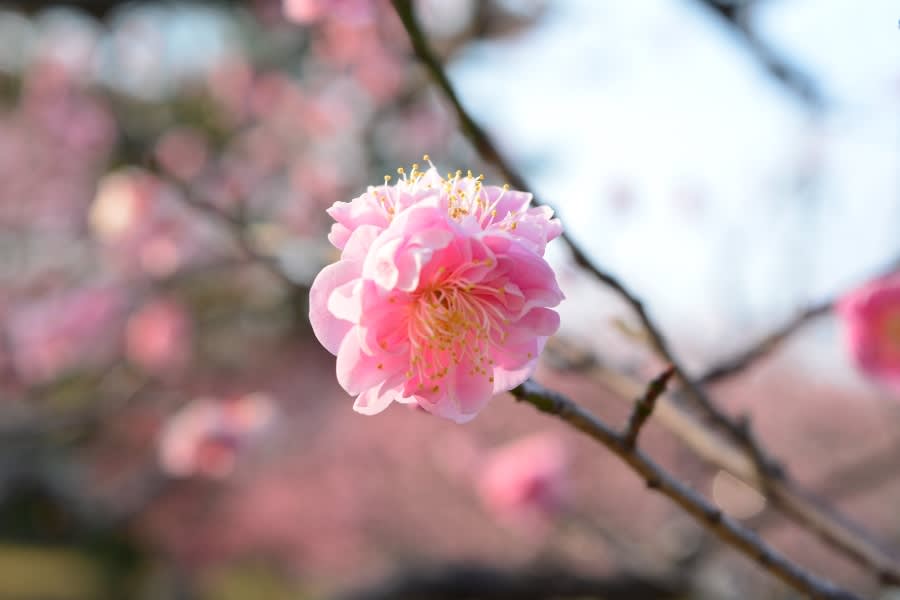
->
838, 274, 900, 391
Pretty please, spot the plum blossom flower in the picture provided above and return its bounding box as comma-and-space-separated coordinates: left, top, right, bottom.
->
309, 160, 564, 423
478, 433, 570, 526
158, 394, 276, 479
838, 274, 900, 391
125, 298, 193, 375
8, 286, 125, 383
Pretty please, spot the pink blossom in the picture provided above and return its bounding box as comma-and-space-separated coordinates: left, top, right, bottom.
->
154, 128, 209, 182
838, 274, 900, 390
283, 0, 374, 25
158, 394, 276, 479
126, 298, 193, 375
8, 286, 125, 383
478, 433, 570, 524
309, 163, 564, 423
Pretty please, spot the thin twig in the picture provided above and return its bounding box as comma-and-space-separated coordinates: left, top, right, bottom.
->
173, 186, 299, 290
699, 251, 900, 385
510, 379, 862, 600
698, 301, 832, 385
622, 365, 675, 448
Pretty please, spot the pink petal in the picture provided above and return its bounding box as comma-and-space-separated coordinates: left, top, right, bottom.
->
308, 259, 361, 355
353, 382, 397, 415
336, 330, 406, 396
341, 223, 382, 261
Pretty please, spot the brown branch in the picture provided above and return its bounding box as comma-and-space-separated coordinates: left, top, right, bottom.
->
337, 562, 683, 600
169, 183, 300, 291
3, 0, 241, 19
391, 0, 900, 585
698, 301, 832, 385
544, 341, 900, 587
510, 379, 862, 600
622, 365, 675, 448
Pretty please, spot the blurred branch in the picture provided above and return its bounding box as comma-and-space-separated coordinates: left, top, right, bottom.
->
698, 301, 831, 385
170, 184, 300, 291
337, 562, 683, 600
510, 378, 862, 600
692, 0, 825, 109
2, 0, 238, 18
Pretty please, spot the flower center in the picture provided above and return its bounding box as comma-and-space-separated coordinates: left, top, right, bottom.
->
406, 281, 507, 392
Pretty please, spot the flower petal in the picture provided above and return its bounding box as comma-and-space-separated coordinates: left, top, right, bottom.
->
336, 329, 406, 396
308, 259, 361, 355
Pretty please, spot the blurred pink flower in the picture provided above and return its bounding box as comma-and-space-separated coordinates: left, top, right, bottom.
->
154, 128, 209, 182
839, 274, 900, 391
309, 164, 564, 423
283, 0, 374, 25
8, 286, 125, 383
89, 169, 156, 242
126, 298, 193, 375
478, 433, 570, 525
89, 168, 202, 278
158, 394, 276, 479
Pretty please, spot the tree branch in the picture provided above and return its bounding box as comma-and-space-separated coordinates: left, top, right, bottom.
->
509, 378, 862, 600
622, 365, 675, 448
168, 181, 301, 292
698, 301, 831, 385
391, 0, 900, 584
337, 562, 683, 600
545, 341, 900, 586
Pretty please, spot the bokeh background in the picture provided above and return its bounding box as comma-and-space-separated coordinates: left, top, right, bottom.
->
0, 0, 898, 598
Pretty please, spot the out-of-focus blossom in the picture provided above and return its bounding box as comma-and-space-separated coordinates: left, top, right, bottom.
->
89, 170, 155, 242
154, 128, 209, 182
158, 394, 276, 479
477, 433, 569, 526
207, 56, 255, 124
283, 0, 374, 25
7, 286, 125, 383
89, 168, 197, 278
838, 274, 900, 391
126, 298, 193, 375
309, 163, 564, 423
